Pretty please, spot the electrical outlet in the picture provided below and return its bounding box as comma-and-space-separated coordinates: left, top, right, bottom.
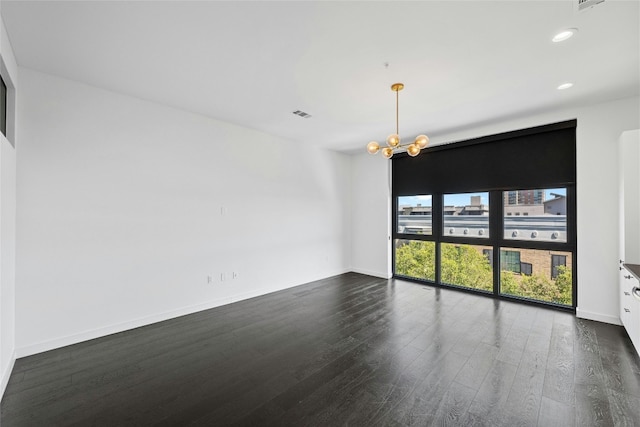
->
220, 273, 226, 282
232, 272, 238, 279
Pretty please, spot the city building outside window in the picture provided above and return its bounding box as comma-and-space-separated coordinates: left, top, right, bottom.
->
551, 254, 567, 279
397, 195, 432, 235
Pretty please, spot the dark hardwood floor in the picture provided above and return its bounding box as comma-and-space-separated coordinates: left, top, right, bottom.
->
2, 273, 640, 426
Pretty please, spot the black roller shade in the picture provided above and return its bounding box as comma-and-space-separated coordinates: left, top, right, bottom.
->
392, 120, 576, 196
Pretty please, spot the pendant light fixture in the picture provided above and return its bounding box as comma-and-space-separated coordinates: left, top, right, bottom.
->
366, 83, 429, 159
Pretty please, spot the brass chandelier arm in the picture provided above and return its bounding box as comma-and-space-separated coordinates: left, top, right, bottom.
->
396, 142, 420, 149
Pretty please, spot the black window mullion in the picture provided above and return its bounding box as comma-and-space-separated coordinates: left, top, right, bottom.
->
391, 194, 396, 276
568, 184, 578, 306
434, 194, 442, 284
494, 239, 575, 252
490, 190, 502, 295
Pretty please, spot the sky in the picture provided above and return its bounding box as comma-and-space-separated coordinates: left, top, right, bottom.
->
399, 188, 567, 208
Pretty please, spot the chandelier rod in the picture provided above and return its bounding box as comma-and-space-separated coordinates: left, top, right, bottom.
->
396, 87, 399, 136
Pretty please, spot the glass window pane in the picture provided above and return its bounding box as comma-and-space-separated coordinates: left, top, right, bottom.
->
500, 248, 572, 306
397, 195, 432, 235
503, 188, 567, 243
443, 192, 489, 238
441, 243, 493, 292
551, 255, 567, 279
395, 240, 435, 281
500, 250, 521, 273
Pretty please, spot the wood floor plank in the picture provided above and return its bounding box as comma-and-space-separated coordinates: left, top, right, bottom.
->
453, 342, 500, 391
575, 383, 615, 426
606, 387, 640, 427
536, 396, 575, 427
374, 350, 469, 425
543, 320, 575, 404
431, 381, 477, 426
459, 359, 518, 426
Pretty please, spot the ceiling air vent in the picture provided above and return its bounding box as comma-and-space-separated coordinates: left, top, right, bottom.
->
292, 110, 312, 118
577, 0, 604, 12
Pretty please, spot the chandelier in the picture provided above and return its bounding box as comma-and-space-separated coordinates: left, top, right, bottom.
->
366, 83, 429, 158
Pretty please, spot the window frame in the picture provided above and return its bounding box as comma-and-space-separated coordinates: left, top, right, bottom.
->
393, 186, 577, 310
396, 195, 433, 236
391, 120, 577, 311
440, 242, 494, 292
442, 192, 491, 240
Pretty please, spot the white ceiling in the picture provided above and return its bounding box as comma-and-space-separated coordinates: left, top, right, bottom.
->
1, 1, 639, 152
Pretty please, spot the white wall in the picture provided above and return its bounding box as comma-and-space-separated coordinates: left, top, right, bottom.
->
15, 68, 351, 356
0, 4, 18, 397
619, 129, 640, 264
350, 154, 390, 278
351, 96, 640, 325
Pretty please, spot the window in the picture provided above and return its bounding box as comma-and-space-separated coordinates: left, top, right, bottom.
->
551, 254, 567, 279
500, 249, 572, 306
0, 75, 6, 137
397, 195, 432, 235
504, 188, 567, 243
441, 243, 493, 292
392, 120, 577, 309
443, 192, 489, 238
500, 250, 521, 273
395, 195, 435, 282
395, 240, 435, 281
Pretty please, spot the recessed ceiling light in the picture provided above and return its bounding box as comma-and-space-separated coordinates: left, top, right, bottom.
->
552, 28, 577, 43
557, 83, 574, 90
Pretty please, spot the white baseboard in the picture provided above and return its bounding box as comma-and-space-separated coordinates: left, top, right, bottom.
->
350, 267, 390, 279
576, 308, 622, 326
16, 295, 235, 358
1, 350, 16, 399
226, 268, 352, 304
16, 268, 353, 358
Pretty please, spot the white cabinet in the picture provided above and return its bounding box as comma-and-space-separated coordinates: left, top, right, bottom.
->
620, 265, 640, 355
